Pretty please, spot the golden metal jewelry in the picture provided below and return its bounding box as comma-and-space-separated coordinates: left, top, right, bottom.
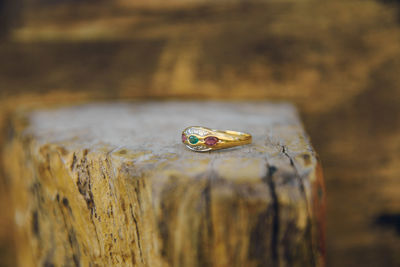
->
181, 126, 252, 152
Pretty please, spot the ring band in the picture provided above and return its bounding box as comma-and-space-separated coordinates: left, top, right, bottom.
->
181, 126, 252, 152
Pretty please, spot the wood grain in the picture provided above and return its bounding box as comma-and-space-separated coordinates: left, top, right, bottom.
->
3, 102, 325, 267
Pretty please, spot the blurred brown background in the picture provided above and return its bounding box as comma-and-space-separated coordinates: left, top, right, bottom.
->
0, 0, 399, 266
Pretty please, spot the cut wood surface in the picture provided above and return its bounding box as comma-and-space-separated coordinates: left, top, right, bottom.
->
4, 102, 325, 267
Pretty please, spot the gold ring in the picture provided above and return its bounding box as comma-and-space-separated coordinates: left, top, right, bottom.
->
181, 126, 252, 152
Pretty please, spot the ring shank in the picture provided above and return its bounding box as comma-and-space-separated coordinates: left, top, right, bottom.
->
214, 129, 252, 145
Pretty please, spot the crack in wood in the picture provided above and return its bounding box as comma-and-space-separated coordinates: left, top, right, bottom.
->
70, 153, 77, 171
281, 144, 316, 267
266, 165, 279, 267
58, 196, 81, 267
129, 203, 144, 264
74, 152, 102, 259
197, 178, 213, 266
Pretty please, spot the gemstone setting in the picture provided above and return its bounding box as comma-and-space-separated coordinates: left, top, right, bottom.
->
204, 136, 218, 146
189, 135, 199, 144
181, 134, 187, 143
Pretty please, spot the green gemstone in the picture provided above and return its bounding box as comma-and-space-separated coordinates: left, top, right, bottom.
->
189, 135, 199, 144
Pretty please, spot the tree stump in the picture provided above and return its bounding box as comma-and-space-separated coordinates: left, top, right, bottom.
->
4, 102, 325, 267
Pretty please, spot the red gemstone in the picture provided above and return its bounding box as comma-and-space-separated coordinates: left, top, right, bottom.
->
205, 136, 218, 146
182, 134, 187, 143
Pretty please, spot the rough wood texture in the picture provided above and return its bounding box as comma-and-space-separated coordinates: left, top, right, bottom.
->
4, 102, 325, 267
